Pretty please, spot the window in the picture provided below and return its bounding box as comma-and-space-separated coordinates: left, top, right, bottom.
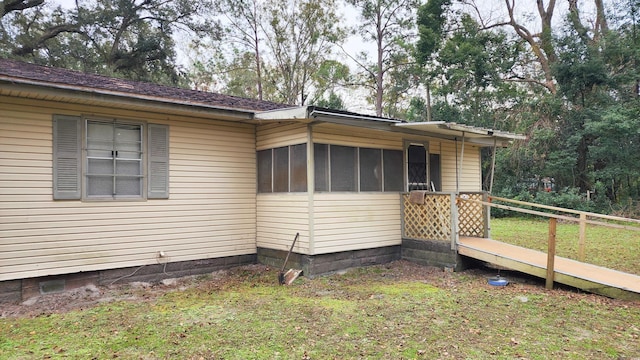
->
273, 147, 289, 192
314, 144, 329, 192
359, 148, 382, 192
257, 144, 307, 193
290, 144, 307, 192
313, 144, 403, 192
408, 144, 427, 190
257, 150, 272, 193
406, 144, 441, 191
330, 145, 357, 191
86, 120, 143, 197
53, 115, 169, 200
429, 153, 442, 191
383, 150, 403, 192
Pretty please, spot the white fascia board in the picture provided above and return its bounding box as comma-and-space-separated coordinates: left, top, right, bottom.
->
254, 106, 309, 120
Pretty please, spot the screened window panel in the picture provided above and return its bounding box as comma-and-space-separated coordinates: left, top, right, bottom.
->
87, 122, 112, 143
115, 124, 142, 158
429, 153, 442, 191
86, 121, 113, 157
290, 143, 307, 192
359, 148, 382, 191
314, 144, 329, 192
330, 145, 357, 191
257, 149, 273, 193
88, 158, 114, 175
116, 159, 142, 175
383, 150, 404, 192
273, 147, 289, 192
87, 176, 113, 196
116, 178, 142, 196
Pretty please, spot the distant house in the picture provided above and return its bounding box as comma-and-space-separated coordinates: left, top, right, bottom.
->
0, 59, 522, 302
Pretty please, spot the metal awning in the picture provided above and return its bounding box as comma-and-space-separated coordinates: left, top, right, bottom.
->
392, 122, 526, 147
254, 107, 527, 147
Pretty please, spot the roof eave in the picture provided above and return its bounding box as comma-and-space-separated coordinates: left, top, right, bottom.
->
393, 122, 526, 147
0, 76, 258, 121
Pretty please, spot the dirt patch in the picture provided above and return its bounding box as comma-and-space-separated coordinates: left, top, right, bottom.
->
0, 261, 630, 319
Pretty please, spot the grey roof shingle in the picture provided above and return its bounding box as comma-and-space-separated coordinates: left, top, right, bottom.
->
0, 58, 292, 112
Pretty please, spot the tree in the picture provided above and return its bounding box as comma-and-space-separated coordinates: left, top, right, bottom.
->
1, 0, 44, 18
262, 0, 346, 105
309, 59, 351, 109
435, 14, 522, 127
414, 0, 450, 121
345, 0, 420, 116
463, 0, 559, 94
214, 0, 265, 100
1, 0, 219, 86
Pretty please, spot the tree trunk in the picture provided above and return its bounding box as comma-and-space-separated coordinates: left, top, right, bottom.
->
375, 3, 384, 117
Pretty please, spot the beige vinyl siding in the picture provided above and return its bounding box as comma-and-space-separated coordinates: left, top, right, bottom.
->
312, 193, 401, 254
312, 123, 404, 150
440, 140, 482, 192
256, 122, 307, 150
256, 194, 310, 253
0, 97, 257, 281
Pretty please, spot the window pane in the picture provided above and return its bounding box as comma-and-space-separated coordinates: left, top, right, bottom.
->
314, 144, 329, 192
87, 122, 112, 142
290, 144, 307, 192
115, 124, 142, 157
273, 147, 289, 192
257, 150, 272, 193
88, 158, 113, 175
116, 177, 142, 196
116, 159, 142, 175
87, 176, 113, 196
330, 145, 357, 192
383, 150, 404, 191
360, 148, 382, 191
429, 153, 442, 191
407, 145, 427, 190
87, 121, 114, 157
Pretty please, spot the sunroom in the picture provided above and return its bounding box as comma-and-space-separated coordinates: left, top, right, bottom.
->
253, 106, 524, 276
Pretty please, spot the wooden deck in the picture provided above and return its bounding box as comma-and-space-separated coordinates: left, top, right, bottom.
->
458, 236, 640, 300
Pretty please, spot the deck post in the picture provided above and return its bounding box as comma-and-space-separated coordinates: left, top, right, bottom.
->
546, 217, 557, 290
450, 192, 459, 250
578, 213, 587, 262
483, 192, 490, 238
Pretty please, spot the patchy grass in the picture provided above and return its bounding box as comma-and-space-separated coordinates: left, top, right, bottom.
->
1, 262, 639, 359
490, 217, 640, 275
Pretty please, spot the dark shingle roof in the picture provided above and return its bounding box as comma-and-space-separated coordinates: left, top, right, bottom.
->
0, 58, 291, 112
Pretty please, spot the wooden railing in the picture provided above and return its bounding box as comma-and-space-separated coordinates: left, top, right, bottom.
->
457, 195, 640, 289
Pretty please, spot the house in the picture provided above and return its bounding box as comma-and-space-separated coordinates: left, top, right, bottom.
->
0, 59, 523, 302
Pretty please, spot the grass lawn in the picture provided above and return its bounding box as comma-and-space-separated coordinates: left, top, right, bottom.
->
1, 261, 639, 359
490, 217, 640, 275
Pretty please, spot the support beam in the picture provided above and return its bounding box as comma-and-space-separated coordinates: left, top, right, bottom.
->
546, 218, 557, 290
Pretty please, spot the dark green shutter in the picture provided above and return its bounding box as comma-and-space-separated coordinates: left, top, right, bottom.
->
53, 115, 82, 200
147, 124, 169, 199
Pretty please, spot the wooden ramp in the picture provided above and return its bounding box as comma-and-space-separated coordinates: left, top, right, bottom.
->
458, 236, 640, 300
